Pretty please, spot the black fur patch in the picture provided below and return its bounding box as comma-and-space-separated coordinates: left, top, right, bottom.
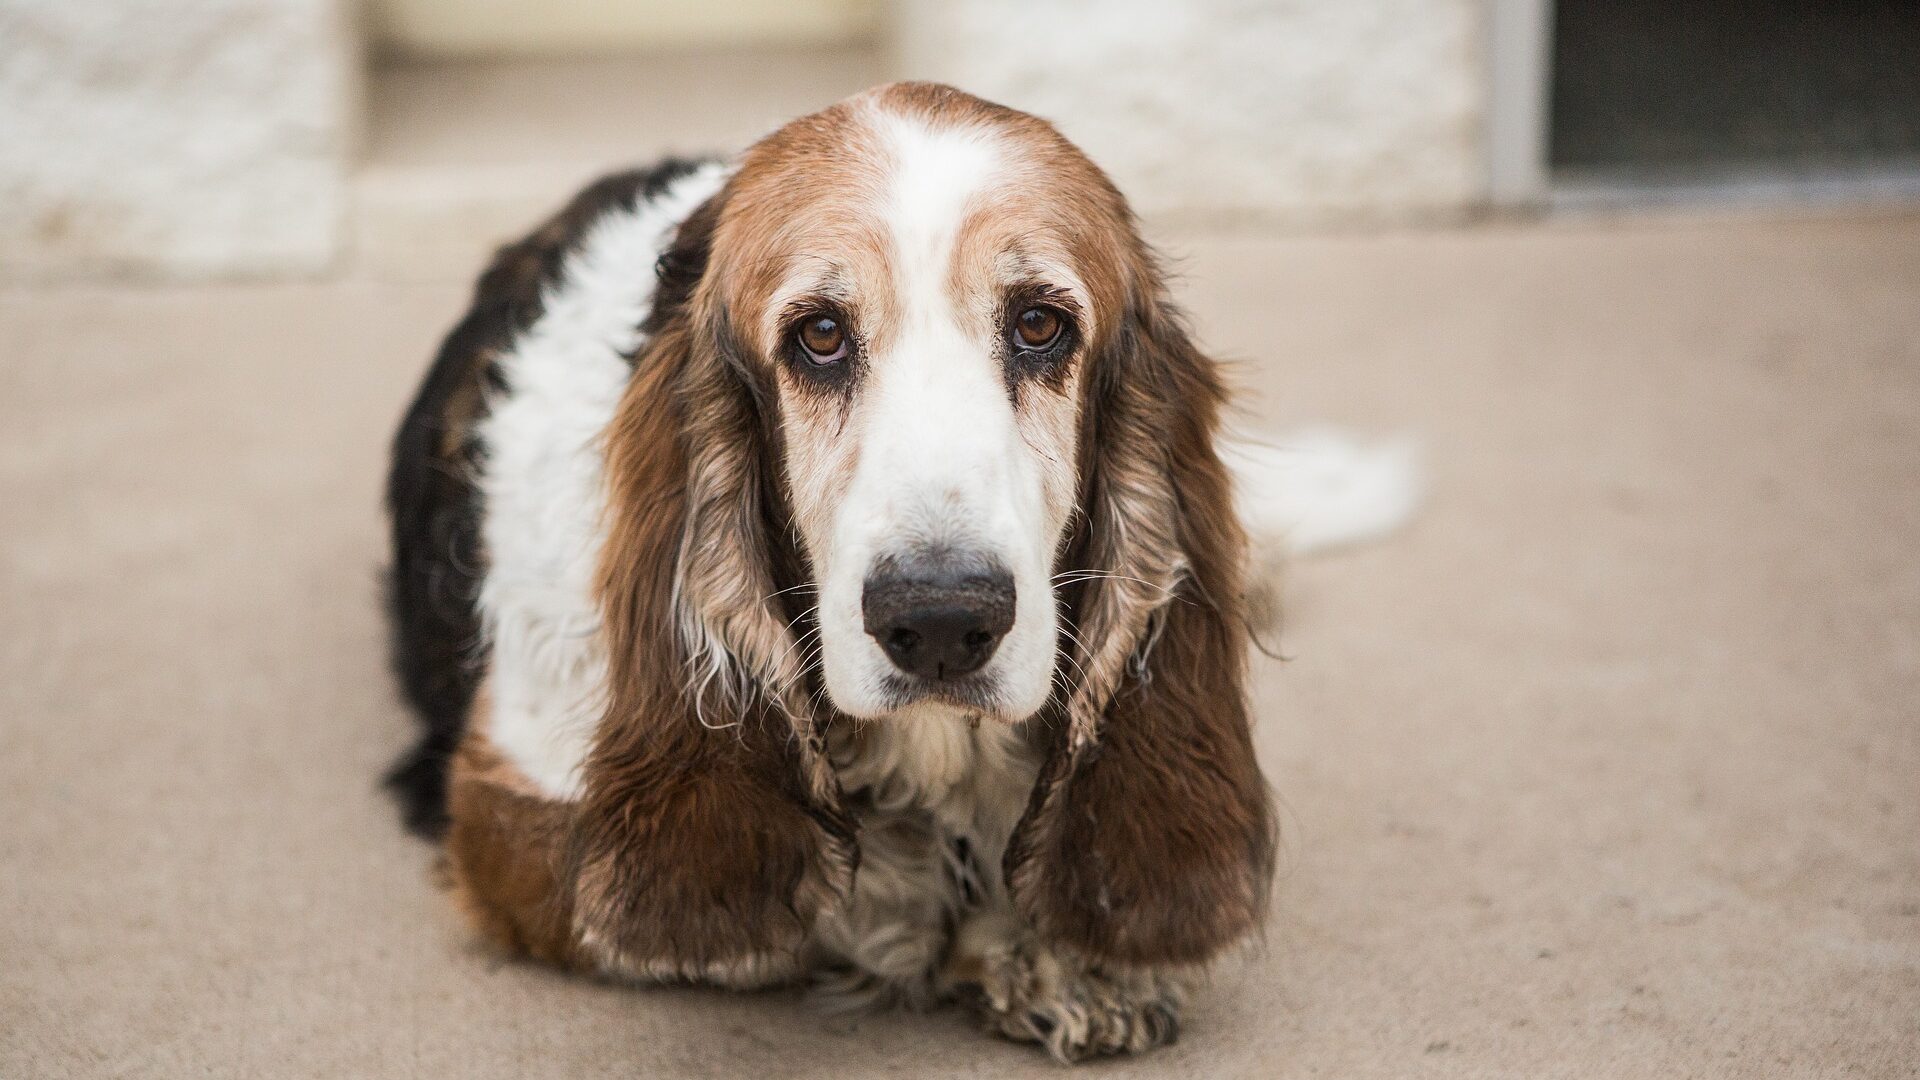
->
383, 157, 715, 837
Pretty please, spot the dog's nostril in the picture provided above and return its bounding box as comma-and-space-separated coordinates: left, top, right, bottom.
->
876, 608, 1004, 682
862, 560, 1016, 683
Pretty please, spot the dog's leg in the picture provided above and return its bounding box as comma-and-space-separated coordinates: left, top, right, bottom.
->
805, 808, 956, 1011
941, 905, 1186, 1062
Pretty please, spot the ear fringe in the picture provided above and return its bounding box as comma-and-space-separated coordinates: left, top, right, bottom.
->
1007, 293, 1277, 969
670, 303, 853, 816
1058, 361, 1191, 748
571, 195, 855, 979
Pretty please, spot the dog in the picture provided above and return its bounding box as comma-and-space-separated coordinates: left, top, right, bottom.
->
384, 82, 1417, 1061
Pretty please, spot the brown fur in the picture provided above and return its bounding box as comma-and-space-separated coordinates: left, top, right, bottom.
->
574, 286, 855, 979
440, 80, 1273, 994
873, 84, 1278, 967
444, 690, 581, 968
1007, 291, 1276, 966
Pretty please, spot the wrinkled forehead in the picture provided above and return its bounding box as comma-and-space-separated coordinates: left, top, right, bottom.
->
707, 87, 1136, 349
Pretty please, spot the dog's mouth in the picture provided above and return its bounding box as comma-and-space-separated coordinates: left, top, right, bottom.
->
873, 670, 1011, 718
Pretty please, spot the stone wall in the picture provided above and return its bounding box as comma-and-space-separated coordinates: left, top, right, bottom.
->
0, 1, 1505, 280
0, 1, 359, 281
893, 0, 1490, 225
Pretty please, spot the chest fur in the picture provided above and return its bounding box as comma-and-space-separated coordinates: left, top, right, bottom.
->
827, 704, 1042, 873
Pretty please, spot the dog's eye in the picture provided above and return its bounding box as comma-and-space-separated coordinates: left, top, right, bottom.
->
1013, 306, 1063, 349
797, 316, 848, 364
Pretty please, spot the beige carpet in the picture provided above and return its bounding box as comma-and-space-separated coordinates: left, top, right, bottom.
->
3, 210, 1917, 1078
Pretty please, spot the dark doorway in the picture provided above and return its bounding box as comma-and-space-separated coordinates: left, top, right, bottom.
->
1550, 0, 1920, 182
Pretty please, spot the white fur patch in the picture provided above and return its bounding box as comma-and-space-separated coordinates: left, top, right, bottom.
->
1224, 426, 1425, 558
474, 162, 730, 800
810, 107, 1068, 722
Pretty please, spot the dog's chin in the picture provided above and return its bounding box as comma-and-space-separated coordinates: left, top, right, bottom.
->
875, 672, 1008, 718
822, 654, 1052, 724
823, 673, 1002, 722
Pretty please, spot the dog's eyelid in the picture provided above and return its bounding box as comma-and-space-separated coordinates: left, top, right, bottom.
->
776, 295, 852, 327
1009, 281, 1082, 313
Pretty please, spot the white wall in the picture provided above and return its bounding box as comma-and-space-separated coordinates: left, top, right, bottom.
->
371, 0, 881, 56
0, 0, 1522, 280
894, 0, 1494, 224
0, 1, 360, 281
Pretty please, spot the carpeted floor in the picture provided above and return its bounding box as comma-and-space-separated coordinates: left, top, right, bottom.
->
3, 210, 1916, 1078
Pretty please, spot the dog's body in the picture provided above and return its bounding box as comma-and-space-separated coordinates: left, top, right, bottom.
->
386, 85, 1414, 1060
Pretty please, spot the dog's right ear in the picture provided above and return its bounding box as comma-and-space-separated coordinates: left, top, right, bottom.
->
571, 186, 855, 984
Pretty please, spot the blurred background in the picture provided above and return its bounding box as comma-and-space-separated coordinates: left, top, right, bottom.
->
4, 4, 1917, 1078
5, 0, 1919, 281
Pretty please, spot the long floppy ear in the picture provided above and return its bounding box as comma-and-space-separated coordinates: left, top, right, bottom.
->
567, 192, 854, 983
1006, 270, 1276, 969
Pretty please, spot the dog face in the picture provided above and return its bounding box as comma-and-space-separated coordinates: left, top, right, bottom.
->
693, 85, 1142, 722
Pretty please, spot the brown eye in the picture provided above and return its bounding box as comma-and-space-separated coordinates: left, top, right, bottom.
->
1014, 306, 1063, 349
797, 315, 848, 364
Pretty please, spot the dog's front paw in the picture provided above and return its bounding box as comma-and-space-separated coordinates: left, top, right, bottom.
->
944, 915, 1183, 1062
987, 963, 1182, 1062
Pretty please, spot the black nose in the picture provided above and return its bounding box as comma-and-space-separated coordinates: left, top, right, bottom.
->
862, 559, 1015, 682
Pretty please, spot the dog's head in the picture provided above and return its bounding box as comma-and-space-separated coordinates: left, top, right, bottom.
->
711, 88, 1123, 724
648, 83, 1186, 724
585, 84, 1271, 974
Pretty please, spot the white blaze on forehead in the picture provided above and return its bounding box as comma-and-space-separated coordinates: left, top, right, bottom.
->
851, 107, 1018, 513
869, 107, 1096, 347
869, 107, 1004, 319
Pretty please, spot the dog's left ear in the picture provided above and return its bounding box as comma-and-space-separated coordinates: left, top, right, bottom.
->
1007, 268, 1277, 969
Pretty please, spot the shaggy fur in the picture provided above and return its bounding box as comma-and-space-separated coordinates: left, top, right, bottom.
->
385, 83, 1278, 1061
